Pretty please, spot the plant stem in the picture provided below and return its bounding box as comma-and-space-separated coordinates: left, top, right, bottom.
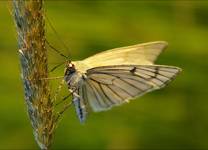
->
12, 0, 55, 149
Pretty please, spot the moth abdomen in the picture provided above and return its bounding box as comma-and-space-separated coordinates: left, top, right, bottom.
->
73, 97, 87, 123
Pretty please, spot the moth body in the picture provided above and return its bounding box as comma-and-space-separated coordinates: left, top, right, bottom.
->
64, 61, 87, 123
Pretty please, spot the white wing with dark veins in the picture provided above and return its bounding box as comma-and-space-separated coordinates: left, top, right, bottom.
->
79, 65, 181, 112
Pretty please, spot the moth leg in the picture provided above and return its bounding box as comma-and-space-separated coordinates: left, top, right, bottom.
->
68, 88, 80, 98
55, 89, 80, 121
55, 101, 73, 122
39, 76, 64, 80
55, 94, 71, 106
52, 79, 65, 103
25, 76, 64, 82
55, 87, 80, 106
54, 89, 76, 122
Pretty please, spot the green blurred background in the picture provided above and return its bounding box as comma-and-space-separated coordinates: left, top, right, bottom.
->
0, 1, 208, 149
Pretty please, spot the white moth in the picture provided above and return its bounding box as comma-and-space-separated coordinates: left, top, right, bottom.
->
63, 41, 181, 123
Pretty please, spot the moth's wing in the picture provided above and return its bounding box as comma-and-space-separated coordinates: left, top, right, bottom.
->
81, 65, 181, 112
75, 41, 168, 70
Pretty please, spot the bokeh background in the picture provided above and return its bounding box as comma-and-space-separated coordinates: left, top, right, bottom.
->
0, 1, 208, 149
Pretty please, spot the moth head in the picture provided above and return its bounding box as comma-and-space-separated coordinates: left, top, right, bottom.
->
64, 61, 76, 76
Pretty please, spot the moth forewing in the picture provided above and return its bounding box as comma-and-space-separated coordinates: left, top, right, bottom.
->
76, 41, 168, 71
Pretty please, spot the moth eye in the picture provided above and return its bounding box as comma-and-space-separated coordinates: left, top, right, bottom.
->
69, 63, 73, 68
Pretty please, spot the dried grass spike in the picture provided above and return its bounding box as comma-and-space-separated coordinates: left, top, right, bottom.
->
12, 0, 56, 149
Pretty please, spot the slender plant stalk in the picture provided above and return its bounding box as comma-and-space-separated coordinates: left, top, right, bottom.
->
12, 0, 56, 149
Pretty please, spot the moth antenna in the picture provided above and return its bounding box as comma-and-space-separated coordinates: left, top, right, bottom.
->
50, 61, 66, 72
46, 40, 69, 60
45, 15, 71, 56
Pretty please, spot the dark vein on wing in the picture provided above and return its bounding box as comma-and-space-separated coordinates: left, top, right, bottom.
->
85, 80, 105, 108
90, 71, 155, 89
90, 79, 111, 107
137, 67, 172, 79
138, 67, 178, 86
100, 68, 167, 87
91, 80, 110, 108
99, 83, 116, 105
87, 65, 179, 73
109, 73, 154, 90
90, 75, 125, 104
106, 84, 125, 103
111, 80, 135, 98
113, 75, 144, 93
89, 78, 114, 103
119, 77, 144, 92
81, 84, 88, 110
91, 72, 143, 97
139, 66, 178, 73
